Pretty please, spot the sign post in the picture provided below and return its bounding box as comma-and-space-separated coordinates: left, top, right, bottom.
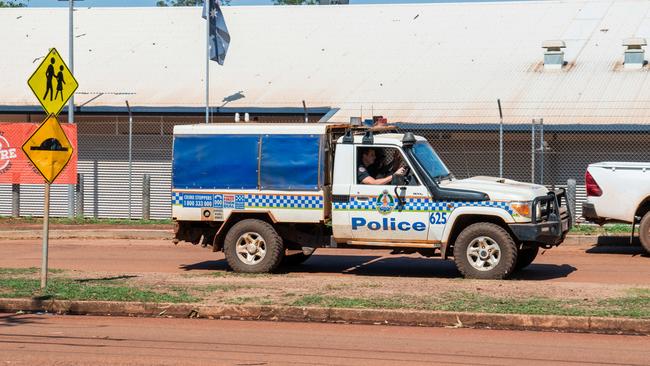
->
25, 48, 78, 289
41, 183, 50, 289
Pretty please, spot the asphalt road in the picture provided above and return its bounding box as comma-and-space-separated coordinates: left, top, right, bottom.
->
0, 237, 648, 284
1, 314, 649, 366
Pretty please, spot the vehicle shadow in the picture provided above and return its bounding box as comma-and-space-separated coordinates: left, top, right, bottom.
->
180, 255, 576, 280
292, 256, 461, 278
585, 236, 649, 257
179, 260, 230, 272
0, 313, 44, 327
511, 264, 577, 280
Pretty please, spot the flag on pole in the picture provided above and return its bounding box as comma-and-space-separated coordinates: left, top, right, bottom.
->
202, 0, 230, 65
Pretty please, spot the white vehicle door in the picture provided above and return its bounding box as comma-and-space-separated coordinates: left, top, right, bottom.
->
349, 145, 430, 243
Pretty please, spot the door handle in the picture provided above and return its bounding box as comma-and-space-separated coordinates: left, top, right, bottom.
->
356, 196, 370, 201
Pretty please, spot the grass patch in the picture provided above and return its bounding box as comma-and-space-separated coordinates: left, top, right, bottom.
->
0, 217, 172, 226
211, 271, 274, 278
225, 296, 257, 305
224, 296, 275, 306
289, 290, 650, 319
571, 224, 633, 235
0, 267, 38, 276
0, 267, 64, 276
199, 284, 258, 293
434, 292, 588, 317
292, 294, 406, 309
0, 277, 198, 303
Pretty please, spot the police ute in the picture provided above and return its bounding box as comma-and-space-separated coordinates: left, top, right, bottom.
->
171, 124, 571, 279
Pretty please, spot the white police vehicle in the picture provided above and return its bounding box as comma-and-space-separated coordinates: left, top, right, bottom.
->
172, 123, 571, 279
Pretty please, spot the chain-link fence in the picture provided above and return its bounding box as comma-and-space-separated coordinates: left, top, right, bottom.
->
2, 117, 649, 221
397, 121, 650, 219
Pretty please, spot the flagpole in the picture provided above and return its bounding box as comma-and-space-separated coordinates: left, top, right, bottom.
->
205, 0, 210, 124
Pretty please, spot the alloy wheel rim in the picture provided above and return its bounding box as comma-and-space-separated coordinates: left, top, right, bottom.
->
466, 236, 501, 271
235, 232, 267, 265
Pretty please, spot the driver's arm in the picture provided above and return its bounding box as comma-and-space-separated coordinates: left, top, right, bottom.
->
358, 165, 394, 185
361, 175, 393, 185
360, 166, 406, 185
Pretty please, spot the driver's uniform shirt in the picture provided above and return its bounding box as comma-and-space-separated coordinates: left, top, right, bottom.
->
357, 165, 371, 184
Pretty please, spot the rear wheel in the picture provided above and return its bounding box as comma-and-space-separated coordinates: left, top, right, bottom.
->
640, 212, 650, 254
515, 246, 539, 271
224, 219, 284, 273
453, 222, 518, 280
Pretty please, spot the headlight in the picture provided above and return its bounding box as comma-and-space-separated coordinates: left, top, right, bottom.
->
510, 202, 532, 218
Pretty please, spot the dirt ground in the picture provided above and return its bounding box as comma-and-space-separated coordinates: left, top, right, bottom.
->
1, 236, 649, 312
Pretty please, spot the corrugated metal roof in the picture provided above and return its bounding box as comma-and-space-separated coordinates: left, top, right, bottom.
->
3, 1, 650, 124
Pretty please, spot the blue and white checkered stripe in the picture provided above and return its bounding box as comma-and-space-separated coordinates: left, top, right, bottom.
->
246, 194, 323, 209
172, 192, 183, 205
334, 197, 513, 214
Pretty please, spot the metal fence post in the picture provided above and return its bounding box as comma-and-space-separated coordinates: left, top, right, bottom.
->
567, 179, 577, 226
539, 118, 546, 185
76, 173, 84, 218
93, 160, 99, 219
142, 174, 150, 220
497, 99, 503, 178
11, 184, 20, 218
531, 119, 535, 183
126, 100, 133, 220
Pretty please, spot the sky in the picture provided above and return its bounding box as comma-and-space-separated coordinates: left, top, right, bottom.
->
22, 0, 516, 7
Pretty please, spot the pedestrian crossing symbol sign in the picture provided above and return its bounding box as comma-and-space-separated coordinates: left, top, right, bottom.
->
21, 115, 74, 183
27, 48, 78, 116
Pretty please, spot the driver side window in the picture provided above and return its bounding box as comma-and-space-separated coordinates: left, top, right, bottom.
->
356, 146, 418, 186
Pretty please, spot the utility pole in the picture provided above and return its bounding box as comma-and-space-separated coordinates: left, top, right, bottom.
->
59, 0, 82, 217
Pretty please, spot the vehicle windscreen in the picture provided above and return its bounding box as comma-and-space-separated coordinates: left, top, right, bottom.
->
412, 142, 451, 181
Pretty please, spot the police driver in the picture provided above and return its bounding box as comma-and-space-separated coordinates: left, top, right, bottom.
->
358, 148, 406, 185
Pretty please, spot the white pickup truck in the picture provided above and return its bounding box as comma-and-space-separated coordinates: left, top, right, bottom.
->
171, 123, 571, 279
582, 162, 650, 252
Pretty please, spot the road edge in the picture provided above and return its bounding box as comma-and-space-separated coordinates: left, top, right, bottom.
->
1, 298, 648, 335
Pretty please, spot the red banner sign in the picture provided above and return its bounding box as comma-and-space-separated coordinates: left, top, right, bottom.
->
0, 122, 77, 184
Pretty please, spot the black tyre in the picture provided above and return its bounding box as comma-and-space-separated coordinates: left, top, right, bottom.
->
453, 222, 518, 280
640, 212, 650, 254
281, 251, 314, 266
223, 219, 284, 273
515, 246, 539, 271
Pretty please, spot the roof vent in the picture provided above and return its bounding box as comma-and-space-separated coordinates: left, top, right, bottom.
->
623, 38, 647, 69
542, 40, 566, 70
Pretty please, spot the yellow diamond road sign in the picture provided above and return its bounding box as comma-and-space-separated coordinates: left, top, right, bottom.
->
28, 48, 78, 116
22, 115, 74, 184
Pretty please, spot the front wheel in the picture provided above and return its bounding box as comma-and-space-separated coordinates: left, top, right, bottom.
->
640, 212, 650, 254
453, 223, 517, 280
224, 219, 284, 273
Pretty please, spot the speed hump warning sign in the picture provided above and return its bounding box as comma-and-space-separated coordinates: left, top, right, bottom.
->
21, 115, 74, 183
27, 48, 78, 117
